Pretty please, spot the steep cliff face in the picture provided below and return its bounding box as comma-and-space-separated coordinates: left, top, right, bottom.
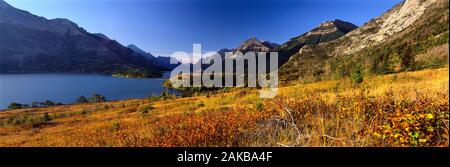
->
0, 0, 163, 77
276, 19, 357, 65
333, 0, 440, 56
280, 0, 449, 83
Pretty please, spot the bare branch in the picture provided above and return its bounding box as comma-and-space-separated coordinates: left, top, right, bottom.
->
282, 105, 302, 144
277, 142, 291, 147
321, 134, 345, 141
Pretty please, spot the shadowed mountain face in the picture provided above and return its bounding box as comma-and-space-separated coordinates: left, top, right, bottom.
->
276, 19, 358, 65
94, 33, 111, 40
127, 44, 157, 62
0, 0, 163, 77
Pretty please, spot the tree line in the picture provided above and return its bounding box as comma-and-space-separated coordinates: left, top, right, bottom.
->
7, 93, 107, 110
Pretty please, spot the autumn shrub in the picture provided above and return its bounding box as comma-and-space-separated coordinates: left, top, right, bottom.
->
372, 93, 449, 146
255, 89, 449, 147
0, 113, 49, 127
350, 65, 364, 85
197, 102, 205, 108
148, 94, 160, 102
0, 68, 446, 147
139, 105, 154, 114
255, 101, 264, 112
147, 107, 271, 147
90, 93, 106, 103
119, 107, 138, 114
110, 121, 121, 131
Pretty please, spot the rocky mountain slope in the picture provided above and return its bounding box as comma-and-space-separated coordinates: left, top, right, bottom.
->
0, 0, 163, 77
280, 0, 449, 83
210, 37, 279, 59
276, 19, 358, 66
199, 19, 355, 70
194, 38, 279, 69
233, 37, 279, 53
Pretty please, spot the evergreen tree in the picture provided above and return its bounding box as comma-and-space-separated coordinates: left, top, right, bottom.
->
76, 96, 89, 104
90, 94, 106, 103
8, 102, 23, 110
351, 65, 364, 85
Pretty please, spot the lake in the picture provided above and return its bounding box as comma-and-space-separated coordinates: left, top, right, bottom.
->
0, 72, 177, 110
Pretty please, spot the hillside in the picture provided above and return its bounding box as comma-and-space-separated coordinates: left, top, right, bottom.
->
276, 19, 357, 66
0, 0, 163, 77
280, 0, 449, 83
0, 67, 448, 146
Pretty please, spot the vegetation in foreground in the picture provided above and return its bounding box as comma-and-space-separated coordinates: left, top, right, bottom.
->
0, 67, 448, 147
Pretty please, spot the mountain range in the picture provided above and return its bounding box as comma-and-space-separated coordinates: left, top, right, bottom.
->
194, 20, 357, 73
0, 0, 164, 77
127, 44, 179, 70
0, 0, 448, 82
215, 37, 280, 59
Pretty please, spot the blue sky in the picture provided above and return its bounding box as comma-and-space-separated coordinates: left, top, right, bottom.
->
5, 0, 401, 56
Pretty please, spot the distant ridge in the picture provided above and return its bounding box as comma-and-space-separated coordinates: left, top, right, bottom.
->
127, 44, 180, 70
0, 0, 164, 77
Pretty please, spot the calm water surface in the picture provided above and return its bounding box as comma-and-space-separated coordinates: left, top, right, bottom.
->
0, 72, 176, 110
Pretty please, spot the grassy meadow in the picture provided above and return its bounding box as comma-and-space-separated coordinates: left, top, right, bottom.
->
0, 66, 448, 147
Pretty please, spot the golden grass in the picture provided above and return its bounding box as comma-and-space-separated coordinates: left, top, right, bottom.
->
0, 67, 448, 147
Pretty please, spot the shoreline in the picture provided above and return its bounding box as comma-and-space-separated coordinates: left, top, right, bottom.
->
0, 72, 169, 79
0, 72, 177, 110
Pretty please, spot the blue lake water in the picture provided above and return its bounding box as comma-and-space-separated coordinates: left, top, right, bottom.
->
0, 72, 176, 110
